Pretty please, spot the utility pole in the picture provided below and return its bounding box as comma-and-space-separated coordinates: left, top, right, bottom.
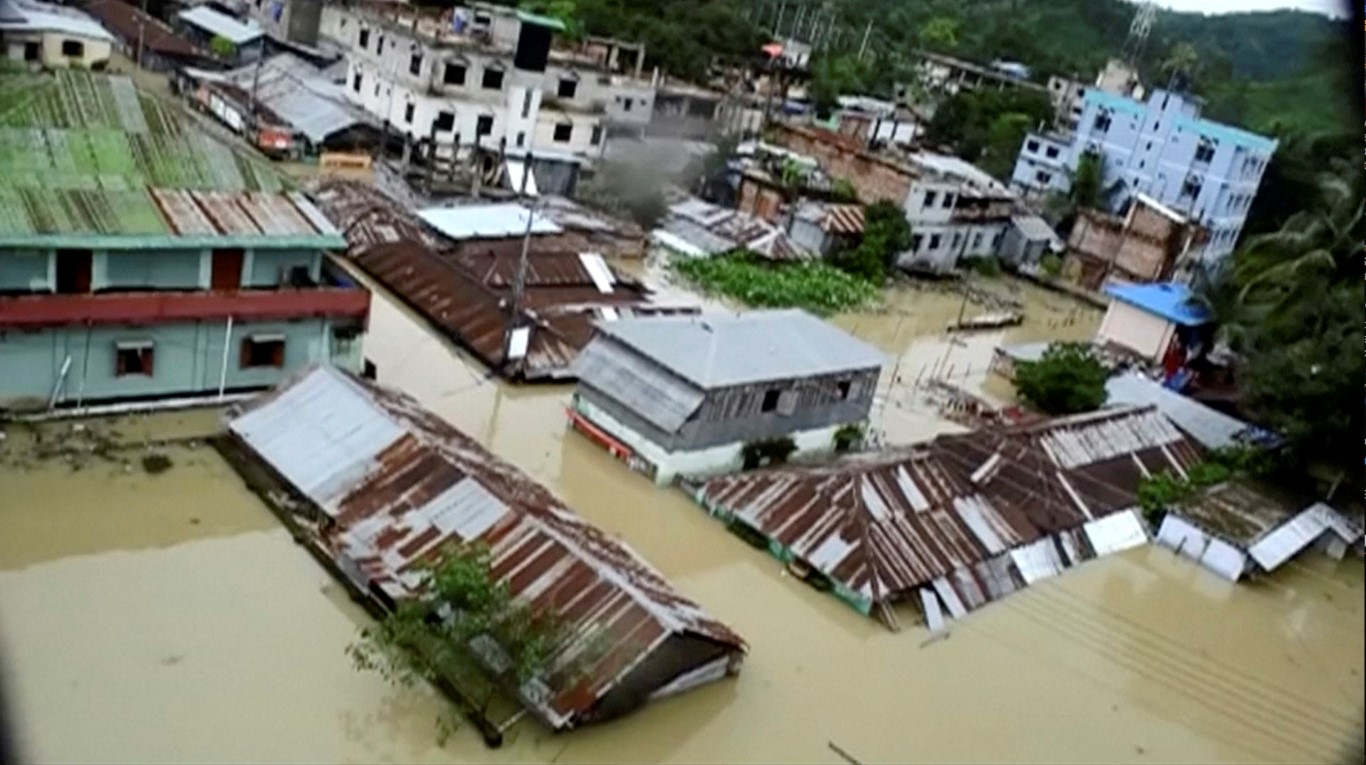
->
246, 50, 265, 125
135, 0, 147, 69
857, 19, 872, 61
503, 141, 537, 367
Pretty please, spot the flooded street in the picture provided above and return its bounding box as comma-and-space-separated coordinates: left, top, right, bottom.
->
1, 277, 1361, 764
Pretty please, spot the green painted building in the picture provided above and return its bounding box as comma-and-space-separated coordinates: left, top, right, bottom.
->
0, 70, 369, 411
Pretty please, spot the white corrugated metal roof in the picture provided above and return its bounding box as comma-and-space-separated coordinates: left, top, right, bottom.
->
1247, 503, 1363, 572
417, 203, 562, 241
1083, 510, 1148, 556
0, 0, 114, 41
177, 5, 262, 44
1104, 372, 1255, 450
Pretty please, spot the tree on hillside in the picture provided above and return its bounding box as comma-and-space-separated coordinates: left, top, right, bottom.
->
1014, 342, 1110, 416
1159, 41, 1200, 92
919, 17, 960, 49
923, 89, 1053, 170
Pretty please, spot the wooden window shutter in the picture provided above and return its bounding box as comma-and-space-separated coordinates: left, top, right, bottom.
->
239, 339, 252, 369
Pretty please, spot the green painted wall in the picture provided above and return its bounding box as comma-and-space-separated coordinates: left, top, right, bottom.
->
0, 251, 51, 292
100, 250, 204, 290
248, 249, 321, 287
0, 318, 363, 406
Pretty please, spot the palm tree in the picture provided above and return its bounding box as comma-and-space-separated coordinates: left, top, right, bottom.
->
1189, 261, 1256, 361
1235, 159, 1364, 310
1160, 42, 1199, 92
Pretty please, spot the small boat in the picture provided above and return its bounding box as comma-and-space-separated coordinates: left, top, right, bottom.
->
947, 311, 1024, 332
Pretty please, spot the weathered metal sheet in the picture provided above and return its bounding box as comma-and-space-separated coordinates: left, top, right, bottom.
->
229, 366, 746, 729
572, 339, 705, 434
1083, 510, 1148, 556
1248, 503, 1363, 572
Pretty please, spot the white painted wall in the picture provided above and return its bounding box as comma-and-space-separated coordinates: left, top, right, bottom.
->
573, 395, 853, 486
1095, 300, 1175, 362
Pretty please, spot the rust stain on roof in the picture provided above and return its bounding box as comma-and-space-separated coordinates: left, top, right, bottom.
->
228, 366, 745, 730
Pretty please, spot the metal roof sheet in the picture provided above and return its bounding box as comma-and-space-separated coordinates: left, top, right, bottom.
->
418, 203, 563, 241
205, 54, 368, 143
572, 339, 706, 433
177, 5, 262, 44
1103, 282, 1210, 327
1247, 503, 1362, 572
0, 0, 114, 41
1104, 372, 1259, 450
228, 366, 745, 729
694, 406, 1202, 620
590, 309, 886, 389
83, 0, 202, 57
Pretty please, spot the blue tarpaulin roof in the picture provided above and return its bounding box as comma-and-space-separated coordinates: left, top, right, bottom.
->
1103, 282, 1210, 326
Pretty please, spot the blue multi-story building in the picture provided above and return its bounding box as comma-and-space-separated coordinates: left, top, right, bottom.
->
1010, 88, 1278, 262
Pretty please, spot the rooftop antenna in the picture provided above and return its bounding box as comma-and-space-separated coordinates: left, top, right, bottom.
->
1121, 0, 1156, 70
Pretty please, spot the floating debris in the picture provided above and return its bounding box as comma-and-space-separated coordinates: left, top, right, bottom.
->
141, 454, 174, 475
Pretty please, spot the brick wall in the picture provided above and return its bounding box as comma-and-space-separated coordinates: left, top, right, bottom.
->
771, 124, 915, 205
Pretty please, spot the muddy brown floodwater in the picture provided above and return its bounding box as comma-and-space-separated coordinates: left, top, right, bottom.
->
0, 274, 1361, 765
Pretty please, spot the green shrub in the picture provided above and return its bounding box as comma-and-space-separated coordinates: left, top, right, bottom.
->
671, 251, 878, 315
1014, 342, 1109, 415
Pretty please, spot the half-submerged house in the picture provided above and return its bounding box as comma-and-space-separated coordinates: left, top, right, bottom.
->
1156, 482, 1363, 582
226, 366, 745, 738
689, 406, 1202, 631
569, 309, 887, 486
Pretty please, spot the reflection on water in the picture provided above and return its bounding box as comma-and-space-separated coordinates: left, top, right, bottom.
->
0, 275, 1360, 765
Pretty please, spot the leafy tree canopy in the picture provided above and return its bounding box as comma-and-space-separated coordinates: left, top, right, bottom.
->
1014, 342, 1110, 416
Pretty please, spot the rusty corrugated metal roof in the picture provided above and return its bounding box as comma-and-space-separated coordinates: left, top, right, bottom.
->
822, 204, 865, 235
693, 406, 1202, 626
228, 366, 745, 730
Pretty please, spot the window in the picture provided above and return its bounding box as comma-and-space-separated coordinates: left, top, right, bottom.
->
114, 341, 154, 377
23, 42, 39, 61
376, 36, 384, 55
240, 335, 286, 369
928, 234, 942, 250
482, 68, 504, 90
941, 193, 954, 209
992, 232, 1003, 248
1035, 170, 1052, 184
444, 62, 466, 85
910, 234, 923, 252
923, 190, 937, 208
358, 28, 369, 49
352, 72, 362, 92
60, 40, 84, 57
1194, 137, 1216, 164
408, 52, 422, 76
590, 125, 602, 145
521, 89, 532, 119
476, 115, 493, 136
836, 381, 852, 400
1026, 139, 1040, 153
373, 82, 380, 97
403, 102, 414, 124
434, 111, 455, 132
621, 97, 632, 112
760, 389, 782, 412
1145, 141, 1153, 150
971, 232, 983, 249
1044, 145, 1059, 159
1181, 176, 1202, 199
557, 78, 577, 99
515, 131, 525, 147
553, 123, 572, 142
1093, 110, 1112, 133
951, 232, 962, 248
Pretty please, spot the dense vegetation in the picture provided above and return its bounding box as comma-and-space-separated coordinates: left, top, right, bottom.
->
831, 201, 912, 282
671, 250, 879, 315
1136, 446, 1273, 525
922, 89, 1054, 178
1012, 342, 1110, 415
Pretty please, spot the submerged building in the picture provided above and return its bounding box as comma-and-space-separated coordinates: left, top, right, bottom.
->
689, 406, 1204, 630
569, 310, 886, 485
0, 71, 368, 411
226, 365, 746, 734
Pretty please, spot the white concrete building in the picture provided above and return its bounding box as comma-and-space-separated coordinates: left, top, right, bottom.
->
0, 0, 113, 70
898, 152, 1017, 273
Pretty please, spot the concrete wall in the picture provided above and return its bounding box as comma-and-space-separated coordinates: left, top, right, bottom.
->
1095, 300, 1175, 362
771, 124, 914, 205
4, 30, 112, 70
4, 247, 324, 293
0, 318, 360, 407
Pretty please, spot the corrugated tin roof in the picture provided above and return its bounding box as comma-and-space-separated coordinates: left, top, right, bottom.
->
177, 5, 262, 44
1009, 214, 1058, 243
573, 340, 706, 433
418, 203, 563, 241
590, 309, 887, 389
693, 405, 1202, 622
195, 54, 370, 144
656, 196, 813, 262
1247, 502, 1363, 572
84, 0, 203, 57
1171, 481, 1295, 548
228, 366, 745, 729
1104, 372, 1260, 450
0, 0, 114, 41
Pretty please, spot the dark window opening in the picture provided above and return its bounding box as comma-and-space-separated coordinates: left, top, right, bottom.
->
358, 28, 369, 48
923, 191, 937, 208
1181, 176, 1202, 199
1026, 139, 1040, 152
444, 62, 466, 85
552, 123, 572, 142
515, 131, 525, 147
1194, 138, 1216, 164
1035, 170, 1052, 184
60, 40, 84, 57
941, 193, 954, 209
476, 115, 493, 136
403, 102, 414, 124
481, 68, 504, 90
837, 381, 852, 400
557, 78, 577, 99
621, 97, 632, 112
408, 53, 422, 76
114, 343, 154, 377
590, 125, 602, 146
928, 234, 942, 250
521, 89, 532, 118
240, 336, 286, 369
23, 42, 39, 61
1044, 146, 1059, 159
351, 72, 361, 92
434, 111, 455, 132
1093, 111, 1112, 133
55, 249, 91, 294
911, 234, 923, 251
283, 265, 313, 287
513, 22, 551, 72
760, 389, 781, 412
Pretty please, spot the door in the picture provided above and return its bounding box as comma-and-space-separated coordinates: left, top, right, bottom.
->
54, 250, 92, 294
211, 249, 244, 290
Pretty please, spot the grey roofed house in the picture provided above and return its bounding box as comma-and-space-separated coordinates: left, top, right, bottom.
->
585, 309, 885, 389
1103, 371, 1279, 450
569, 310, 888, 485
1156, 481, 1363, 582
